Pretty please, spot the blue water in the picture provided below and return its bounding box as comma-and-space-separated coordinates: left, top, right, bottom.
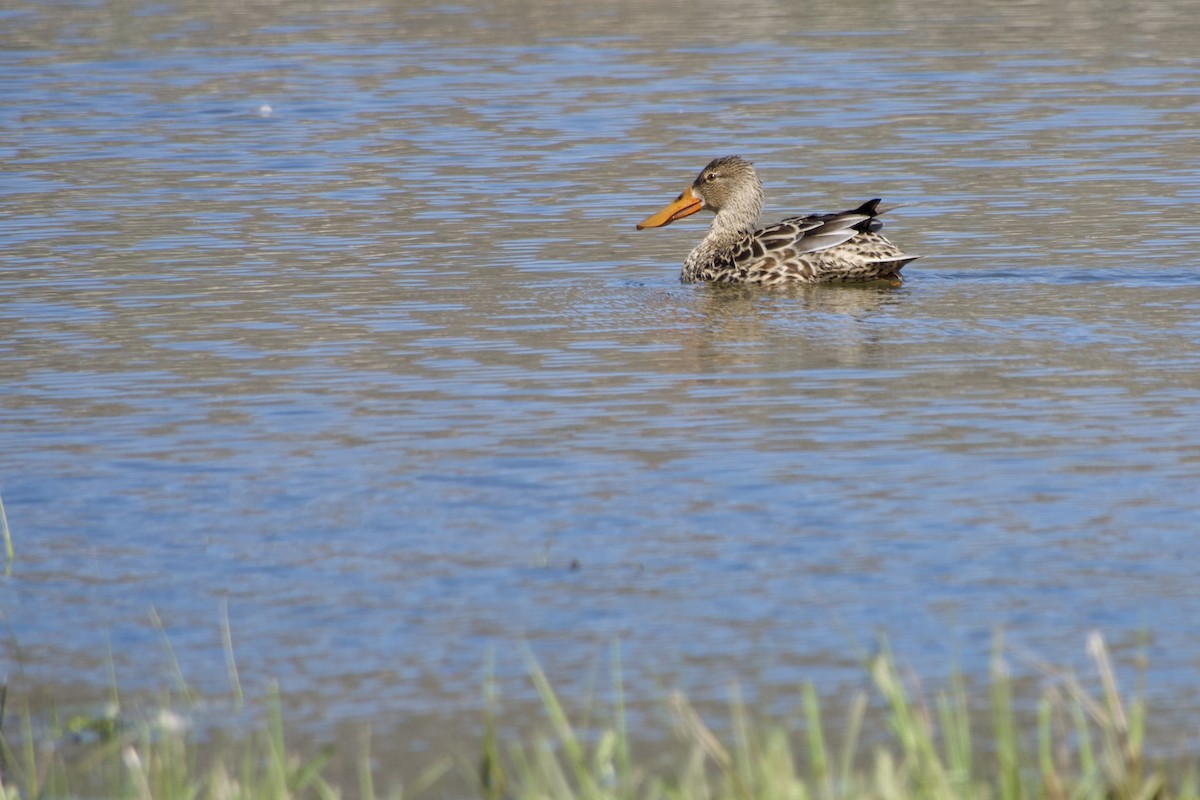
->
3, 0, 1200, 765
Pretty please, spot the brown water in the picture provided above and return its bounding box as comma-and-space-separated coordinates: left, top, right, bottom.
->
4, 0, 1200, 782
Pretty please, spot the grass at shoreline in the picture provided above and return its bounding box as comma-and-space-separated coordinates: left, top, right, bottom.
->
1, 633, 1193, 800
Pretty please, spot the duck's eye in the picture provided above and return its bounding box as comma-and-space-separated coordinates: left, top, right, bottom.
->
704, 172, 718, 183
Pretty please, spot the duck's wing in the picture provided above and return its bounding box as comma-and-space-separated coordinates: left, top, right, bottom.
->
718, 199, 907, 282
738, 199, 887, 262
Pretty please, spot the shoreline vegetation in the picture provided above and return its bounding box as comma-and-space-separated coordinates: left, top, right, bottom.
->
1, 633, 1192, 800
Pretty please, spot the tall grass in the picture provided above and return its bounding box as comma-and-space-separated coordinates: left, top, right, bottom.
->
504, 633, 1187, 800
0, 634, 1193, 800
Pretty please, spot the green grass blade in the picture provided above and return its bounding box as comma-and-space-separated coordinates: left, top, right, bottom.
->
838, 691, 867, 796
803, 683, 832, 800
612, 642, 632, 799
0, 490, 13, 571
220, 596, 244, 711
524, 647, 596, 798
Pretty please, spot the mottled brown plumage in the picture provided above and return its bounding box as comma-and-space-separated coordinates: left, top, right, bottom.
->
636, 156, 917, 285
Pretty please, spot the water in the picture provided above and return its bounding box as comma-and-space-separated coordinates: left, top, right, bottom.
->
4, 0, 1200, 777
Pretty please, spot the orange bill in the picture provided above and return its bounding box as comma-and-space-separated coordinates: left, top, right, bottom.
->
636, 186, 703, 229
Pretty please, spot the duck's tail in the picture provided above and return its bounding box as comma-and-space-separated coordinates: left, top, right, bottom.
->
850, 198, 910, 233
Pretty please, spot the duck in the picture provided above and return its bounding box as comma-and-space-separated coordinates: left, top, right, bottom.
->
636, 156, 916, 285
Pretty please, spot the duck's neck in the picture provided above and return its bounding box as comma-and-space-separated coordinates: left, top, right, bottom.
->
684, 204, 760, 275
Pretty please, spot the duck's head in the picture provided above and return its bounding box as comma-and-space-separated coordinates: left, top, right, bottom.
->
636, 155, 763, 230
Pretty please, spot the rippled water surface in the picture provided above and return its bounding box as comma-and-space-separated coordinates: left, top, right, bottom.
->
4, 0, 1200, 777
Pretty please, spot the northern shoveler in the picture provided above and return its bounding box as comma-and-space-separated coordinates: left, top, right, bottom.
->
636, 156, 916, 285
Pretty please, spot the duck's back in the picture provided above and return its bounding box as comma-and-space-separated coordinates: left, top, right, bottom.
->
684, 199, 917, 285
